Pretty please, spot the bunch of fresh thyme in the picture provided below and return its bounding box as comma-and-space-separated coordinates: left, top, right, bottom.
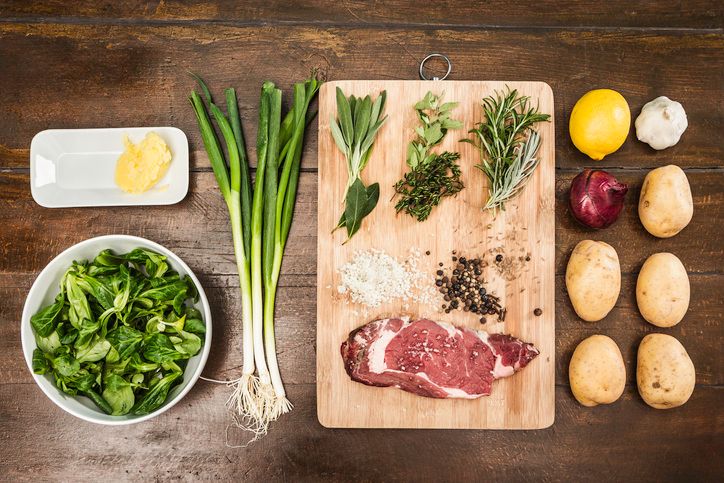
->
465, 88, 550, 214
394, 92, 464, 222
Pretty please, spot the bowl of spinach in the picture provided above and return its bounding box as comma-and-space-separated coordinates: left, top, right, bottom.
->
21, 235, 212, 425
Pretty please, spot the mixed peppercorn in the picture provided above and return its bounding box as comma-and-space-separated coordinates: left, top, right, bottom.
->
435, 253, 506, 323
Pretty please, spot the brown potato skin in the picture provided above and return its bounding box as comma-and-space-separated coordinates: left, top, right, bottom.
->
637, 334, 695, 409
638, 165, 693, 238
565, 240, 621, 322
569, 335, 626, 407
636, 252, 690, 327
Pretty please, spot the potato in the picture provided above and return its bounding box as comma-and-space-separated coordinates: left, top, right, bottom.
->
569, 335, 626, 407
639, 165, 693, 238
565, 240, 621, 322
636, 253, 690, 327
637, 334, 695, 409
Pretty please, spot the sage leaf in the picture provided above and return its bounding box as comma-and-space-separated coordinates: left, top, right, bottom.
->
344, 178, 368, 240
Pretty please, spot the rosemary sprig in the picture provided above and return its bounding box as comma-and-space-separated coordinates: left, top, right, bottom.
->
465, 88, 550, 214
394, 91, 464, 222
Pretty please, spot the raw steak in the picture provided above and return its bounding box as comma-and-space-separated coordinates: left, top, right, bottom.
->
340, 317, 539, 398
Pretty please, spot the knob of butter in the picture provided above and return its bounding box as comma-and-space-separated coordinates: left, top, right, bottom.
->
115, 132, 172, 193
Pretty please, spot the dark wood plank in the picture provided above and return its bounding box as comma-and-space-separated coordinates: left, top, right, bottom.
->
1, 170, 721, 277
1, 383, 721, 482
1, 24, 723, 170
1, 0, 722, 29
2, 272, 720, 386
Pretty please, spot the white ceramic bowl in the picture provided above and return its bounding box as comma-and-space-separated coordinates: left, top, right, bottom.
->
20, 235, 212, 425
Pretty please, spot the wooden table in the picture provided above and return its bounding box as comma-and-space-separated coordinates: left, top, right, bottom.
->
1, 1, 722, 481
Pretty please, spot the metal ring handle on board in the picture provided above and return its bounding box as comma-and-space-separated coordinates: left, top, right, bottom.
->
419, 53, 452, 81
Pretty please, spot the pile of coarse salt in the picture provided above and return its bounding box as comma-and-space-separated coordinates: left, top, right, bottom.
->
337, 248, 438, 309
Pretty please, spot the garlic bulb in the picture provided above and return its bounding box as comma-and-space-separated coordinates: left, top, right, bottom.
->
635, 96, 688, 150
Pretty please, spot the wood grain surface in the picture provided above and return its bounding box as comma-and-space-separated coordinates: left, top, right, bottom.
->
0, 1, 722, 481
316, 80, 555, 429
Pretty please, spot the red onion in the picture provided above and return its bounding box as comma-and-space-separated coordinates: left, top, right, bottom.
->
569, 169, 628, 229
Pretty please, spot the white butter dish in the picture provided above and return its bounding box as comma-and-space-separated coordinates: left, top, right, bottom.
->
30, 127, 189, 208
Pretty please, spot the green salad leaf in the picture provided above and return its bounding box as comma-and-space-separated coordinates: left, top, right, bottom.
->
29, 248, 205, 416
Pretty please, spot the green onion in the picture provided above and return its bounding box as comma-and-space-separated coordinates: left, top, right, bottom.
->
263, 78, 320, 418
189, 77, 260, 433
190, 73, 319, 441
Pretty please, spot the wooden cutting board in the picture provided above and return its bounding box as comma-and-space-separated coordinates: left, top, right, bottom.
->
316, 80, 555, 429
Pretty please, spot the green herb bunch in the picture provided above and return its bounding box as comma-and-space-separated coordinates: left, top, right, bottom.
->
465, 87, 550, 214
394, 91, 464, 222
330, 87, 388, 242
31, 248, 205, 416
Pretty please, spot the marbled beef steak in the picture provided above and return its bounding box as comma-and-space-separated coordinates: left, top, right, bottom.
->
341, 318, 539, 398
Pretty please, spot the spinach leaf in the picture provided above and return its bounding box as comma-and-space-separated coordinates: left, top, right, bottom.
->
138, 281, 189, 303
52, 353, 80, 377
32, 348, 50, 374
128, 353, 159, 373
132, 372, 181, 415
76, 274, 115, 310
184, 316, 206, 335
65, 273, 92, 328
183, 275, 200, 303
30, 296, 64, 337
60, 328, 78, 345
142, 333, 184, 363
172, 289, 188, 315
126, 248, 169, 278
103, 355, 131, 376
83, 388, 113, 414
35, 330, 62, 354
102, 374, 135, 415
112, 264, 132, 312
107, 326, 144, 360
93, 249, 125, 267
74, 319, 101, 349
76, 337, 111, 363
171, 331, 202, 356
72, 369, 97, 392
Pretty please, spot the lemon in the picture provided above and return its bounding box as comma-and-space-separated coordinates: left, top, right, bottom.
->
569, 89, 630, 160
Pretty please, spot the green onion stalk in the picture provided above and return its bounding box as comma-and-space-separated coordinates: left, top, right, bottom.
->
189, 80, 261, 434
249, 81, 281, 422
263, 79, 319, 418
190, 74, 319, 439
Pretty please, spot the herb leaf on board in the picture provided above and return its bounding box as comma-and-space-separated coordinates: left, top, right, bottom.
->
464, 87, 550, 214
331, 87, 387, 242
394, 91, 465, 222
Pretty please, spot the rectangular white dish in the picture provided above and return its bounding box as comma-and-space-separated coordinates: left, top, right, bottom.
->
30, 127, 189, 208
